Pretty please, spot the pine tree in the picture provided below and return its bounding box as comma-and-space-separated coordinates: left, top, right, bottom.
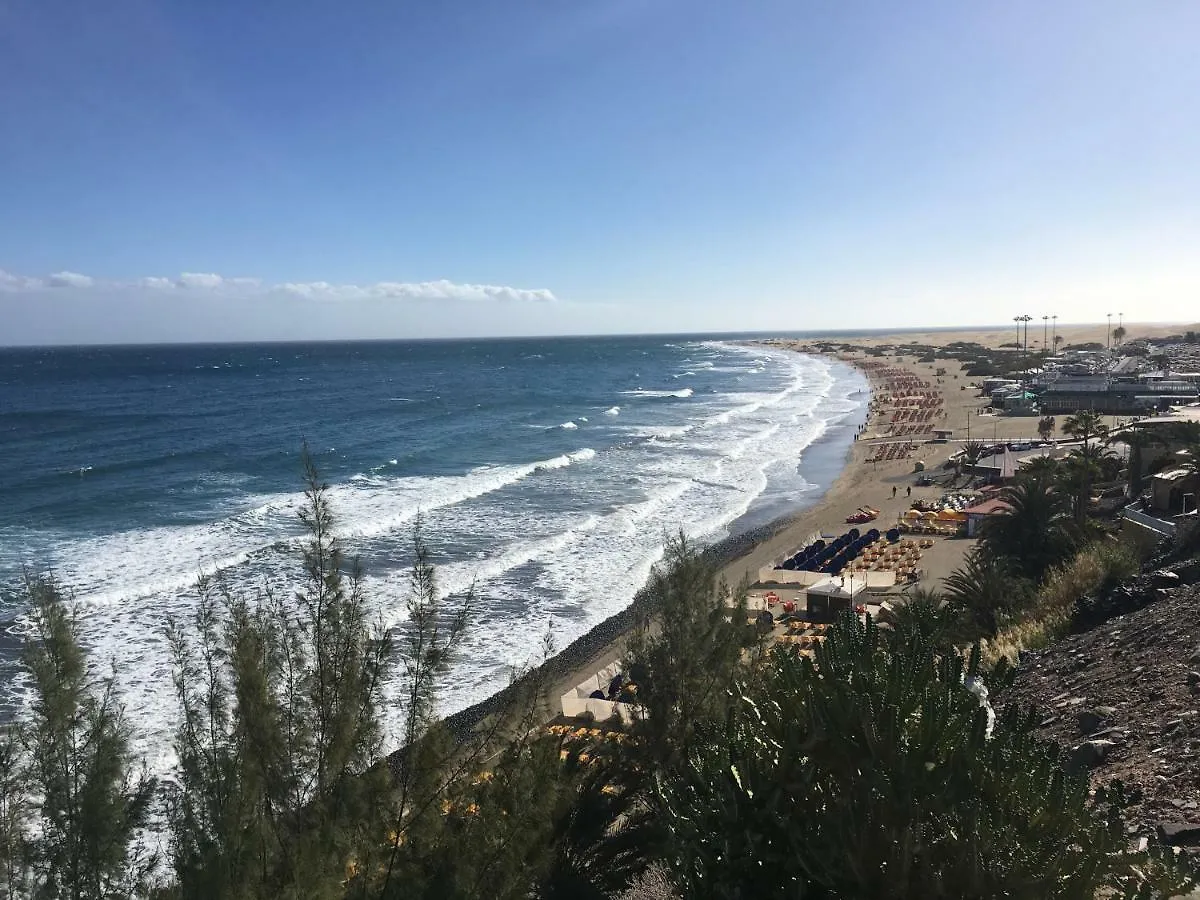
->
166, 449, 395, 898
20, 577, 157, 900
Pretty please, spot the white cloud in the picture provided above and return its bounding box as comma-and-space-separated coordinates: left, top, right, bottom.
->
177, 272, 224, 289
0, 268, 558, 303
280, 279, 556, 303
0, 269, 44, 291
47, 271, 94, 288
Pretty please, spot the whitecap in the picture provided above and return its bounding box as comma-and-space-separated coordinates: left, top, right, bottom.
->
620, 388, 693, 399
603, 406, 620, 416
559, 421, 578, 430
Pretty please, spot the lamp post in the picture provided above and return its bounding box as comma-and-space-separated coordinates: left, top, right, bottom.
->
1042, 315, 1049, 368
1107, 313, 1112, 351
1052, 314, 1058, 354
1017, 314, 1033, 386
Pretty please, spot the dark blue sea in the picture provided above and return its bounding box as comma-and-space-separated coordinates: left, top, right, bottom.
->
0, 335, 866, 769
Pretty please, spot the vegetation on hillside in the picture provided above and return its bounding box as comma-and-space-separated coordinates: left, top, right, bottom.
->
1, 447, 1196, 898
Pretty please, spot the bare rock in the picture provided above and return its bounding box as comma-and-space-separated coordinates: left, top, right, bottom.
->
1151, 570, 1182, 589
1069, 739, 1117, 772
1158, 821, 1200, 847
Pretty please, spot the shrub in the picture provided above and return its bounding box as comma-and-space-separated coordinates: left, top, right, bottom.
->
658, 613, 1193, 898
982, 541, 1137, 666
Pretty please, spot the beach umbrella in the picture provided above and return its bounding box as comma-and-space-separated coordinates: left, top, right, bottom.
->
886, 528, 901, 543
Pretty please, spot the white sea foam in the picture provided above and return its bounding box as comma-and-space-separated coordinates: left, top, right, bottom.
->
558, 421, 578, 430
620, 388, 693, 399
17, 342, 864, 780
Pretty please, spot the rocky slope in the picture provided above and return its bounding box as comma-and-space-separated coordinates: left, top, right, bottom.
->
1004, 560, 1200, 855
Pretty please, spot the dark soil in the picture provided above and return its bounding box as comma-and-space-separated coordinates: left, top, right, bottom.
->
1003, 570, 1200, 853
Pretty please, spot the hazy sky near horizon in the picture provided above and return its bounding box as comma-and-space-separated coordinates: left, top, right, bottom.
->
2, 1, 1199, 345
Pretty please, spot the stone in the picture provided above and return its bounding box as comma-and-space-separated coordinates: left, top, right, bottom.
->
1170, 560, 1200, 585
1068, 739, 1117, 772
1187, 671, 1200, 687
1078, 709, 1107, 735
1151, 570, 1181, 588
1157, 822, 1200, 846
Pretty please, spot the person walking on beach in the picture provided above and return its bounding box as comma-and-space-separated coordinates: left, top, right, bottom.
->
907, 485, 912, 497
892, 485, 897, 498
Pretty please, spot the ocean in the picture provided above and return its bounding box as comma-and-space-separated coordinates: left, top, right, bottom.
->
0, 335, 867, 771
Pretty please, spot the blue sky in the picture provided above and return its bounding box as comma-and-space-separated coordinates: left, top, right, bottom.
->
2, 1, 1199, 344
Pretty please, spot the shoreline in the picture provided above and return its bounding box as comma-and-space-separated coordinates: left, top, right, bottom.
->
436, 350, 874, 740
419, 318, 1190, 747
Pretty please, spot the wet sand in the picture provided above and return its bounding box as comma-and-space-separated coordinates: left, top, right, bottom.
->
438, 320, 1195, 739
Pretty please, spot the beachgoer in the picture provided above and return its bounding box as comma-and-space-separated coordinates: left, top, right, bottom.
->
906, 485, 912, 497
892, 486, 897, 498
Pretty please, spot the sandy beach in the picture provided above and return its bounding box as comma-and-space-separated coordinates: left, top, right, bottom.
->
447, 320, 1200, 735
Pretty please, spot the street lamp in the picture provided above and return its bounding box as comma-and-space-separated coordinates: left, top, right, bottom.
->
1042, 315, 1049, 367
1017, 315, 1033, 384
1107, 313, 1112, 351
1052, 314, 1058, 354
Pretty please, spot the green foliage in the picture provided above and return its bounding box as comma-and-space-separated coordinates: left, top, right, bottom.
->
11, 578, 157, 900
3, 455, 1192, 900
1110, 425, 1166, 497
943, 549, 1032, 638
1063, 410, 1107, 450
623, 535, 752, 766
0, 730, 32, 900
1037, 415, 1055, 441
960, 440, 985, 470
979, 476, 1077, 583
657, 613, 1193, 899
165, 449, 398, 898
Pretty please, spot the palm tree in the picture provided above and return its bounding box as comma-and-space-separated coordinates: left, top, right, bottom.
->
979, 474, 1077, 582
961, 440, 986, 473
1108, 426, 1163, 498
1063, 410, 1107, 451
1062, 411, 1108, 523
1112, 325, 1127, 346
1018, 455, 1059, 482
1037, 416, 1055, 442
1057, 446, 1117, 524
942, 549, 1030, 637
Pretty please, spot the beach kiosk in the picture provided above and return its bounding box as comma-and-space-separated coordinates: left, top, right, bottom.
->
805, 575, 867, 622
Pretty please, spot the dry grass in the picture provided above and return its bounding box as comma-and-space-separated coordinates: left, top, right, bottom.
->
615, 864, 679, 900
982, 540, 1138, 667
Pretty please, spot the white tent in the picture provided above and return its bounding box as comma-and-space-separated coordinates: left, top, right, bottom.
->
806, 575, 867, 619
806, 575, 868, 602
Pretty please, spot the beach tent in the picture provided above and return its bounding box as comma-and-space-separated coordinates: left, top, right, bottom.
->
806, 575, 867, 622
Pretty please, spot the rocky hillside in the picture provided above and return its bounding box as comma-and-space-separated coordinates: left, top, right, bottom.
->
1004, 559, 1200, 856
